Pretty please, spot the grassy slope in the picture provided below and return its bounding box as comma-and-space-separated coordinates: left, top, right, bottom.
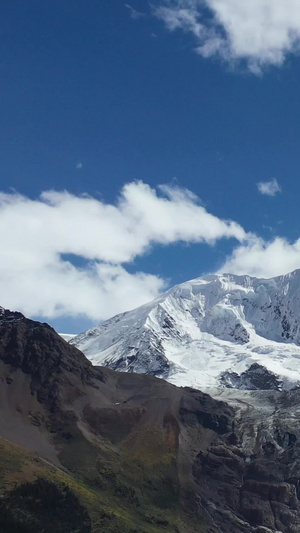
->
0, 434, 211, 533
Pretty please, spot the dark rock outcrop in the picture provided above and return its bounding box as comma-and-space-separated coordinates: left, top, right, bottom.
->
1, 308, 300, 531
221, 363, 283, 391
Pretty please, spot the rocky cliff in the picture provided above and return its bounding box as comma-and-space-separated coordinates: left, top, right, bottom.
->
1, 308, 300, 531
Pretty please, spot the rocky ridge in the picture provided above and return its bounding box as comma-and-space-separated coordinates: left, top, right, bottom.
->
2, 308, 300, 531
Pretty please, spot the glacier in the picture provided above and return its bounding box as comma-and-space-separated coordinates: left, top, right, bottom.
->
70, 269, 300, 395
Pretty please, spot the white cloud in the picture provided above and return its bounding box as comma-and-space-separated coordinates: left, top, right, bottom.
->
0, 259, 164, 322
219, 237, 300, 278
257, 178, 281, 196
0, 181, 246, 321
154, 0, 300, 72
3, 180, 300, 320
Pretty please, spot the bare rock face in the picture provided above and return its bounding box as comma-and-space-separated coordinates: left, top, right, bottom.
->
0, 308, 105, 412
192, 387, 300, 533
221, 363, 283, 391
1, 308, 300, 532
194, 438, 300, 532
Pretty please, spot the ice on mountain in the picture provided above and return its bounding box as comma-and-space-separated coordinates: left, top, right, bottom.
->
70, 269, 300, 393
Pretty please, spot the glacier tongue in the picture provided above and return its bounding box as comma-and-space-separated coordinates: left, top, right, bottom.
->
70, 270, 300, 393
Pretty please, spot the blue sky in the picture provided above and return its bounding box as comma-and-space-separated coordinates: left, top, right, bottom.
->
1, 0, 300, 332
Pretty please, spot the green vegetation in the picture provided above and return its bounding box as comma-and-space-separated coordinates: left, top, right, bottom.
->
0, 478, 91, 532
0, 427, 209, 533
0, 437, 181, 532
0, 441, 24, 488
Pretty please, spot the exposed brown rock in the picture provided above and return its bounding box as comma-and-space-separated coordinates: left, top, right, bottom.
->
1, 308, 300, 531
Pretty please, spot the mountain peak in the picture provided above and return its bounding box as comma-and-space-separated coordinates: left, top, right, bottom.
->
71, 270, 300, 393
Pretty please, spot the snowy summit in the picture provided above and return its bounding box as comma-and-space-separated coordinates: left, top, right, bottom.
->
70, 269, 300, 394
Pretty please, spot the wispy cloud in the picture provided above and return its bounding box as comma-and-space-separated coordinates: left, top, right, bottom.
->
125, 3, 145, 20
0, 181, 246, 321
257, 179, 281, 196
153, 0, 300, 72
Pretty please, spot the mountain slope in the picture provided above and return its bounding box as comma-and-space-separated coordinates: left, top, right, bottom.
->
0, 306, 233, 532
71, 269, 300, 392
3, 308, 300, 531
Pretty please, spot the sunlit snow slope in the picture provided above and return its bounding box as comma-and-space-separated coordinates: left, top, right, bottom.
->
71, 270, 300, 392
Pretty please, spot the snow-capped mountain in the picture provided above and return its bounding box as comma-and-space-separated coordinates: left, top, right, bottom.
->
70, 269, 300, 393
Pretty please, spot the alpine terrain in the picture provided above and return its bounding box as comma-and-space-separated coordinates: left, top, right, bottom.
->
71, 269, 300, 395
3, 271, 300, 532
5, 305, 299, 532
